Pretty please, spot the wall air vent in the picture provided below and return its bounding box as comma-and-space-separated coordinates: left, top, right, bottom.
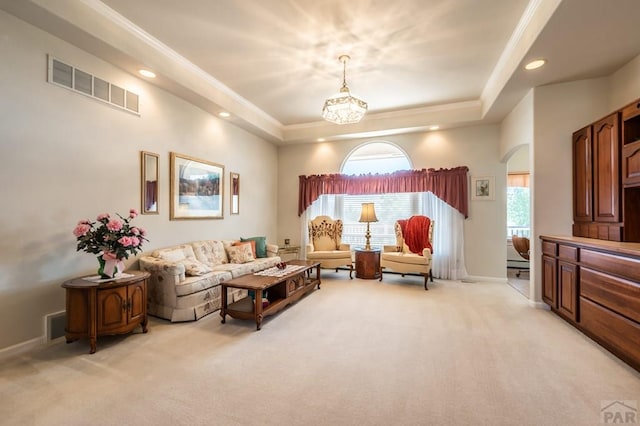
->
44, 311, 66, 343
47, 55, 140, 116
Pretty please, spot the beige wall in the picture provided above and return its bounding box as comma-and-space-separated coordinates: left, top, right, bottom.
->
0, 12, 278, 351
531, 78, 610, 302
278, 125, 507, 279
500, 89, 534, 162
610, 54, 640, 110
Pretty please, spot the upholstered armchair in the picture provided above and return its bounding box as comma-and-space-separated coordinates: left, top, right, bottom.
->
379, 216, 434, 290
306, 216, 353, 279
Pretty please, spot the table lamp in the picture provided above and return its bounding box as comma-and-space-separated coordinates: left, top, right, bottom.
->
359, 202, 378, 250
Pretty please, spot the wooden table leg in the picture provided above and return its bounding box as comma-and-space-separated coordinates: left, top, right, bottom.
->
255, 289, 264, 330
316, 264, 321, 289
220, 285, 227, 324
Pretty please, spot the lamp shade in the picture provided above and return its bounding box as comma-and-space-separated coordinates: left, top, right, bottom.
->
359, 203, 378, 223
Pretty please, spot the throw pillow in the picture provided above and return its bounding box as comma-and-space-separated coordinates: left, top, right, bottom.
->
156, 245, 195, 262
181, 259, 213, 276
241, 236, 267, 258
226, 243, 255, 264
234, 240, 256, 258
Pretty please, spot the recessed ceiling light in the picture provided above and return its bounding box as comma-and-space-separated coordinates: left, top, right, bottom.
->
524, 59, 546, 70
138, 69, 156, 78
218, 112, 231, 118
317, 138, 326, 142
429, 125, 440, 131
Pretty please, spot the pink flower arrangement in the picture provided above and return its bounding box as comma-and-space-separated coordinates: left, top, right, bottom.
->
73, 208, 148, 261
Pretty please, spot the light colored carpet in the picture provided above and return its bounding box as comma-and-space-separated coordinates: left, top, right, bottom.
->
1, 272, 639, 426
507, 268, 530, 298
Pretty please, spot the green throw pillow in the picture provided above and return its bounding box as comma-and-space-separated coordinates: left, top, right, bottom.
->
241, 236, 267, 258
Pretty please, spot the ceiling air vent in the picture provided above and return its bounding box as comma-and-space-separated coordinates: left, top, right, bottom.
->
47, 55, 140, 116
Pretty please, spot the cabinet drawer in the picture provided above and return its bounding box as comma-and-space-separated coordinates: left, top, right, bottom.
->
558, 245, 578, 262
580, 267, 640, 323
581, 249, 640, 281
542, 241, 557, 256
580, 297, 640, 370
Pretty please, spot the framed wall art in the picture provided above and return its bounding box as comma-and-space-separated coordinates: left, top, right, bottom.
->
230, 172, 240, 215
170, 152, 224, 220
141, 151, 159, 214
471, 176, 495, 201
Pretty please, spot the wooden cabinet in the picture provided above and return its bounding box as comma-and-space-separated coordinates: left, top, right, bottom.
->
540, 236, 640, 372
557, 260, 578, 321
540, 241, 578, 322
355, 249, 381, 279
592, 114, 620, 224
541, 255, 557, 307
62, 271, 150, 354
572, 126, 592, 224
622, 100, 640, 186
572, 110, 632, 241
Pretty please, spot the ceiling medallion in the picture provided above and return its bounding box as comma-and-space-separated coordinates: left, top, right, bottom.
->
322, 55, 368, 125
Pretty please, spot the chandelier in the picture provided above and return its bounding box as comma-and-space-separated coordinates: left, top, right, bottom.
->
322, 55, 368, 124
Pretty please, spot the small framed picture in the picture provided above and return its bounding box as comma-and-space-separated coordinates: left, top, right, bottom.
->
471, 176, 495, 201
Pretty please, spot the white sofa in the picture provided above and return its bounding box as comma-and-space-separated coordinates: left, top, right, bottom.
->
139, 239, 280, 322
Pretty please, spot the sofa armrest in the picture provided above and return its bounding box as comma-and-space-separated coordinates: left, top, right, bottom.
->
421, 248, 433, 259
383, 245, 400, 253
338, 243, 351, 251
266, 243, 279, 257
306, 243, 314, 253
139, 256, 186, 286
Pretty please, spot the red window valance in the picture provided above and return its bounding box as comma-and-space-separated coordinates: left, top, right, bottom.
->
298, 167, 469, 218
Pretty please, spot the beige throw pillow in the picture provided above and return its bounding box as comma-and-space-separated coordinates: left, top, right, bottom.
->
226, 244, 255, 264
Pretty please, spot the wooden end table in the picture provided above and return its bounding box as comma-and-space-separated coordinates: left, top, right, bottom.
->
62, 270, 150, 354
355, 249, 381, 279
220, 260, 320, 330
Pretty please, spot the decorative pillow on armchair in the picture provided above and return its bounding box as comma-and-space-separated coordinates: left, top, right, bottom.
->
226, 243, 255, 264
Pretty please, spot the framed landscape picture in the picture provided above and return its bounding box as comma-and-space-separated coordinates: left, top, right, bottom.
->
170, 152, 224, 220
471, 176, 495, 201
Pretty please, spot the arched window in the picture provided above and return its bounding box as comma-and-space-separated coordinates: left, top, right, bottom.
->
339, 142, 414, 247
341, 142, 412, 175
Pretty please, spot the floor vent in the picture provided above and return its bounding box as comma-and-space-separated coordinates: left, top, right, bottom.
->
47, 55, 140, 115
45, 311, 66, 343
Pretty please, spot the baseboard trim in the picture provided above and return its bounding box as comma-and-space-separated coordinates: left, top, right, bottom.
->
529, 300, 550, 310
0, 336, 43, 361
464, 275, 507, 283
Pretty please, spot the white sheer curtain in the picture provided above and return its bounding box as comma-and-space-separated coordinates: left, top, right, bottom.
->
300, 192, 467, 280
419, 192, 467, 280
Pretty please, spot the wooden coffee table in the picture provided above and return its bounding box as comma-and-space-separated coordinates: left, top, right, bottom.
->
220, 260, 320, 330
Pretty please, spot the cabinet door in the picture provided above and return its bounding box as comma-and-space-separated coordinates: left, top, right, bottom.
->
593, 113, 620, 223
557, 261, 578, 322
622, 142, 640, 187
541, 255, 557, 308
97, 286, 127, 332
573, 126, 592, 223
128, 281, 146, 323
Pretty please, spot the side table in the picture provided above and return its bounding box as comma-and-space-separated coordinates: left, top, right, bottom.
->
62, 270, 150, 354
278, 245, 301, 261
355, 249, 381, 279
